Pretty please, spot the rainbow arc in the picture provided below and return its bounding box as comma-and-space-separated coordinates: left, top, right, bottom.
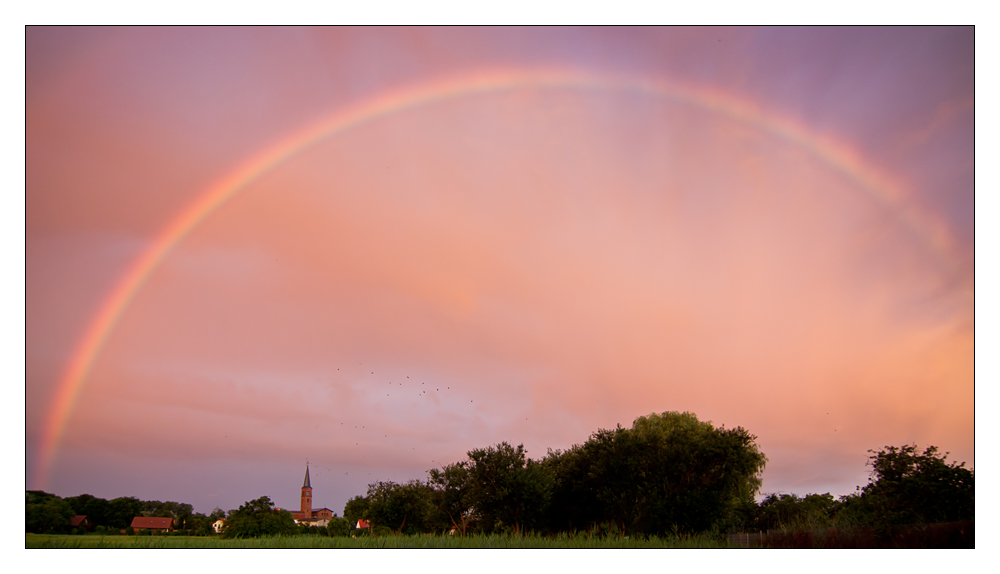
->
36, 67, 955, 488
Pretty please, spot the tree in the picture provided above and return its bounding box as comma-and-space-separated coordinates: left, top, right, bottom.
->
184, 512, 214, 536
630, 411, 765, 533
552, 426, 645, 534
343, 495, 370, 528
428, 462, 474, 535
63, 494, 109, 527
106, 496, 143, 530
862, 444, 974, 525
326, 515, 351, 537
221, 496, 298, 538
544, 411, 766, 535
465, 442, 553, 534
25, 491, 75, 533
365, 480, 435, 534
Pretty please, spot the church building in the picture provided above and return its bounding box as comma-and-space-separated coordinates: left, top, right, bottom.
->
290, 465, 335, 527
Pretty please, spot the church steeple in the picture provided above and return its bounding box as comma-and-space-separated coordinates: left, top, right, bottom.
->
300, 463, 313, 516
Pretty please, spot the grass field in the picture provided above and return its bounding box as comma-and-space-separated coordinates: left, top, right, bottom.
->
26, 532, 734, 549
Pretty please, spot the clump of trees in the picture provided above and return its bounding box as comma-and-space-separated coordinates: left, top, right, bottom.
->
834, 444, 974, 530
25, 490, 226, 535
544, 411, 766, 535
220, 496, 297, 538
740, 444, 974, 533
345, 411, 768, 537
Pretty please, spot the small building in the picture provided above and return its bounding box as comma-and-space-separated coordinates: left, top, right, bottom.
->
70, 515, 91, 530
356, 519, 370, 529
212, 519, 225, 534
130, 517, 174, 533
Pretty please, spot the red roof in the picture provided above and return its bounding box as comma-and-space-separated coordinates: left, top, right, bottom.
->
70, 515, 89, 527
356, 519, 370, 528
130, 517, 174, 529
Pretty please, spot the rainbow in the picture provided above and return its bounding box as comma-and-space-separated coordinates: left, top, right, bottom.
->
35, 66, 956, 488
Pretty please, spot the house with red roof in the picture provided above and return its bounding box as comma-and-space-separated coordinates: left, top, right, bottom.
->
130, 517, 173, 533
69, 515, 91, 531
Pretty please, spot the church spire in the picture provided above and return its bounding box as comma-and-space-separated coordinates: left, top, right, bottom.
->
303, 464, 311, 488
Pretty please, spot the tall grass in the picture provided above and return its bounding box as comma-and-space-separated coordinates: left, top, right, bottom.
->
27, 532, 733, 549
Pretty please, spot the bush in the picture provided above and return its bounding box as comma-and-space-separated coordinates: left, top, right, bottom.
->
326, 516, 350, 537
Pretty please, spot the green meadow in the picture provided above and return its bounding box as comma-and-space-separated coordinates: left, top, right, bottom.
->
26, 532, 733, 549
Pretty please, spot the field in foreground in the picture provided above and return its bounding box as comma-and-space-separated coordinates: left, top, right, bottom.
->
26, 533, 732, 549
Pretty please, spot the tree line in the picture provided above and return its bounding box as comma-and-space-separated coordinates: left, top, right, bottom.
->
28, 411, 973, 539
25, 491, 226, 535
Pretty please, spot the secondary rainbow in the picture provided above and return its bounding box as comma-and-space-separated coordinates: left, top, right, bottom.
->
36, 67, 955, 488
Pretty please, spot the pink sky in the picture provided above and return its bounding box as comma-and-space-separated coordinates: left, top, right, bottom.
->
25, 26, 973, 515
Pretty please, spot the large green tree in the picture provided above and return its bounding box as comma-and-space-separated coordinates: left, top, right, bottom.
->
546, 411, 766, 535
221, 496, 298, 538
861, 444, 974, 525
465, 442, 553, 534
